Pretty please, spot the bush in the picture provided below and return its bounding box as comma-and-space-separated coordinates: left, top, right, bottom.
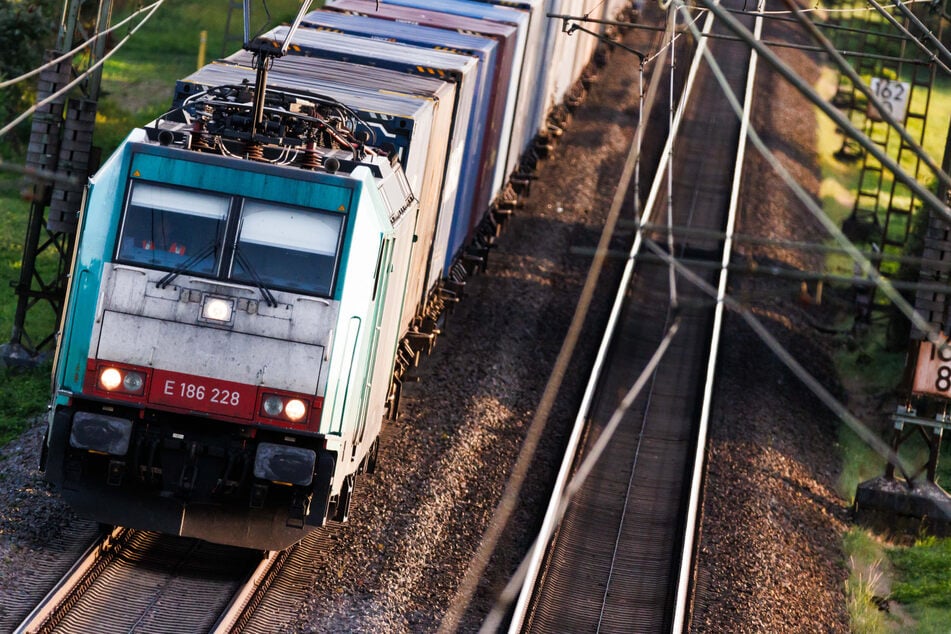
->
0, 0, 59, 152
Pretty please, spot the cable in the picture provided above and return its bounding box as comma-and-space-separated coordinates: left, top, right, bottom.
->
866, 0, 951, 75
781, 0, 951, 191
640, 232, 918, 480
495, 1, 946, 627
0, 2, 163, 91
440, 11, 680, 634
480, 317, 682, 634
690, 0, 948, 350
0, 0, 165, 140
675, 0, 933, 479
892, 0, 951, 66
666, 7, 679, 309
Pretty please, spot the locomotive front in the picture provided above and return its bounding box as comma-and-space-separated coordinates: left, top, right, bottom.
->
42, 84, 417, 550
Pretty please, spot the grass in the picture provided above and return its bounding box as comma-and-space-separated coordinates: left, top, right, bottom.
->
844, 529, 890, 634
888, 536, 951, 631
0, 363, 53, 444
815, 40, 951, 634
0, 0, 307, 440
95, 0, 307, 156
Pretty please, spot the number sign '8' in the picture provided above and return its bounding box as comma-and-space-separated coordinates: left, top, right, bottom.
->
912, 337, 951, 398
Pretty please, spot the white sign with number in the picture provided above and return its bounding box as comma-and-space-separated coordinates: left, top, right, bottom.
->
913, 334, 951, 399
868, 77, 911, 122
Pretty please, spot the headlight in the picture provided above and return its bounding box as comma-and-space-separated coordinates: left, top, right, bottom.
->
99, 367, 122, 390
260, 393, 309, 423
284, 399, 307, 422
98, 367, 146, 395
263, 395, 284, 417
201, 296, 234, 323
123, 372, 144, 392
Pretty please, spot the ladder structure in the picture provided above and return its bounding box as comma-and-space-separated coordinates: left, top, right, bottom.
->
826, 2, 944, 320
849, 3, 951, 535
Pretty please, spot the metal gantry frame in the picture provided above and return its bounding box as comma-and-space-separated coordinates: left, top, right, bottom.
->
826, 1, 946, 321
4, 0, 114, 365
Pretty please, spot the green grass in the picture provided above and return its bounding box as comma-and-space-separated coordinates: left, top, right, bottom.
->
810, 16, 951, 632
0, 0, 309, 439
888, 536, 951, 631
0, 363, 52, 444
843, 528, 890, 634
94, 0, 307, 157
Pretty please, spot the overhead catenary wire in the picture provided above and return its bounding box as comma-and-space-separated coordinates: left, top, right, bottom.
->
500, 7, 717, 631
0, 0, 165, 141
666, 6, 680, 309
866, 0, 951, 75
671, 0, 920, 477
782, 0, 951, 186
443, 11, 683, 634
640, 230, 920, 478
705, 0, 951, 201
891, 0, 951, 66
490, 0, 946, 629
0, 1, 163, 91
690, 0, 949, 351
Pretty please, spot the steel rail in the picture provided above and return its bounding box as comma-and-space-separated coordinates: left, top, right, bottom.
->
13, 527, 126, 634
672, 0, 762, 629
210, 549, 285, 634
505, 4, 718, 631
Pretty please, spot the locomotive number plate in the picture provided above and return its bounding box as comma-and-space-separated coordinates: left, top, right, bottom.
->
149, 369, 257, 419
912, 334, 951, 400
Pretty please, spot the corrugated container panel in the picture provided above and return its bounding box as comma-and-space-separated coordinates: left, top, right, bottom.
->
471, 0, 546, 141
545, 0, 584, 107
379, 0, 531, 187
299, 10, 503, 274
262, 24, 481, 283
326, 0, 520, 212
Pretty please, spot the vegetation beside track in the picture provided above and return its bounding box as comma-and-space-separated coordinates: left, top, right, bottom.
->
814, 56, 951, 634
0, 0, 304, 440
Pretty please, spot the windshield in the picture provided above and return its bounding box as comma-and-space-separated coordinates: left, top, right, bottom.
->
117, 182, 227, 274
115, 181, 346, 298
232, 200, 344, 297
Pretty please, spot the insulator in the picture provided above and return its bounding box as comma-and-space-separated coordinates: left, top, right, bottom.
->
300, 141, 320, 170
245, 142, 263, 161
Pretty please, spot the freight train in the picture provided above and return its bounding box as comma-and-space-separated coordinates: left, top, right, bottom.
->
41, 0, 631, 550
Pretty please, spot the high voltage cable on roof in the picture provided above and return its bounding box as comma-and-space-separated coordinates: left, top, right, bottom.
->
0, 0, 165, 140
0, 1, 163, 91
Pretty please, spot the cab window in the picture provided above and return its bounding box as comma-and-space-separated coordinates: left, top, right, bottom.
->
116, 182, 228, 274
231, 200, 344, 297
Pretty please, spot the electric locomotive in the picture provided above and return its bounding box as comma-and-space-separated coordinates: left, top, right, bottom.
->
42, 41, 417, 549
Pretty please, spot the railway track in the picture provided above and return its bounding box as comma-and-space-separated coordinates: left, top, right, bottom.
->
510, 2, 764, 631
14, 527, 272, 633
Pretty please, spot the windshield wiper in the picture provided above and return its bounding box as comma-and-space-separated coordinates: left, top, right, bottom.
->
234, 249, 278, 307
156, 243, 217, 289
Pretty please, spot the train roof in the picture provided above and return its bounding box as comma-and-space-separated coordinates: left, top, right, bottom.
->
178, 60, 439, 118
262, 25, 479, 77
326, 0, 518, 38
300, 10, 498, 56
371, 0, 528, 28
